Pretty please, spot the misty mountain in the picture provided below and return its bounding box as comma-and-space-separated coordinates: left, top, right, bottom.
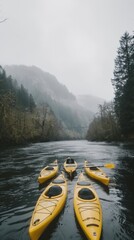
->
5, 65, 94, 137
5, 65, 75, 103
76, 94, 105, 113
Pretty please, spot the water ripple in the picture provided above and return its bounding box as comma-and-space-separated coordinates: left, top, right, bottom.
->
0, 140, 134, 240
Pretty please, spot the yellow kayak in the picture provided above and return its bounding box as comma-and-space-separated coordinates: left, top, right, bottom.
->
74, 172, 102, 240
29, 172, 67, 240
38, 159, 58, 184
64, 157, 77, 177
84, 160, 110, 186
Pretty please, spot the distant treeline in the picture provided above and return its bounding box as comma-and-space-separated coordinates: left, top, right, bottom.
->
86, 31, 134, 142
0, 66, 65, 145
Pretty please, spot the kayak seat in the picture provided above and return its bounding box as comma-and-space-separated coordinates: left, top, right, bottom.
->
45, 166, 54, 170
90, 167, 99, 171
45, 185, 62, 198
78, 188, 95, 200
66, 158, 75, 164
52, 179, 65, 184
77, 181, 91, 186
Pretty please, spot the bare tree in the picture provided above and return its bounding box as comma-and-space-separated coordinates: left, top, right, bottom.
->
0, 18, 7, 23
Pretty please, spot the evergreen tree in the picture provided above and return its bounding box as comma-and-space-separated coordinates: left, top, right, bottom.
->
112, 32, 134, 138
119, 75, 134, 136
29, 94, 36, 112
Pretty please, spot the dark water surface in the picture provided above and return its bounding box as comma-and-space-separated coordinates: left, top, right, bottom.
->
0, 140, 134, 240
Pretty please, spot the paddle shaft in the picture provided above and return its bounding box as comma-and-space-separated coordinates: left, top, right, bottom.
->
76, 163, 115, 169
85, 163, 115, 169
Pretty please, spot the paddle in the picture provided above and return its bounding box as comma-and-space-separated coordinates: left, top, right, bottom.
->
85, 163, 115, 169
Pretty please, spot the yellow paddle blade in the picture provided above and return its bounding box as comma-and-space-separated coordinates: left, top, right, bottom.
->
104, 163, 115, 169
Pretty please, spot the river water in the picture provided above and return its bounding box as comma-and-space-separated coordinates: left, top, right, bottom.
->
0, 140, 134, 240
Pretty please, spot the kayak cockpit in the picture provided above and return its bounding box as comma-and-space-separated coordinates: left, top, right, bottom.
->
45, 185, 63, 198
66, 157, 75, 164
78, 188, 95, 200
45, 166, 54, 171
89, 166, 99, 171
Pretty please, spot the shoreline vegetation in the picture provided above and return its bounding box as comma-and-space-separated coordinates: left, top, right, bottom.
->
0, 66, 83, 146
86, 31, 134, 143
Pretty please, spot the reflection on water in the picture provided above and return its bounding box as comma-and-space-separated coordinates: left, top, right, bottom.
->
0, 140, 134, 240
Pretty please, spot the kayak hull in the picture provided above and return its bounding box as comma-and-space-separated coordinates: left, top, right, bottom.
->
38, 160, 58, 184
64, 158, 77, 177
84, 161, 109, 186
29, 173, 67, 240
74, 172, 102, 240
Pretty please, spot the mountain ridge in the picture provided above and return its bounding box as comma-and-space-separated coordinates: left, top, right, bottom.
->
5, 65, 76, 103
4, 65, 106, 138
5, 64, 105, 112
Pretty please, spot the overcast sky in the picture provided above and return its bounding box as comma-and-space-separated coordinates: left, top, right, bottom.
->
0, 0, 134, 100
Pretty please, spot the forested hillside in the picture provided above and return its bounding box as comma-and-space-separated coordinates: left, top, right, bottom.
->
5, 65, 75, 103
86, 31, 134, 142
5, 65, 93, 138
0, 66, 64, 145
